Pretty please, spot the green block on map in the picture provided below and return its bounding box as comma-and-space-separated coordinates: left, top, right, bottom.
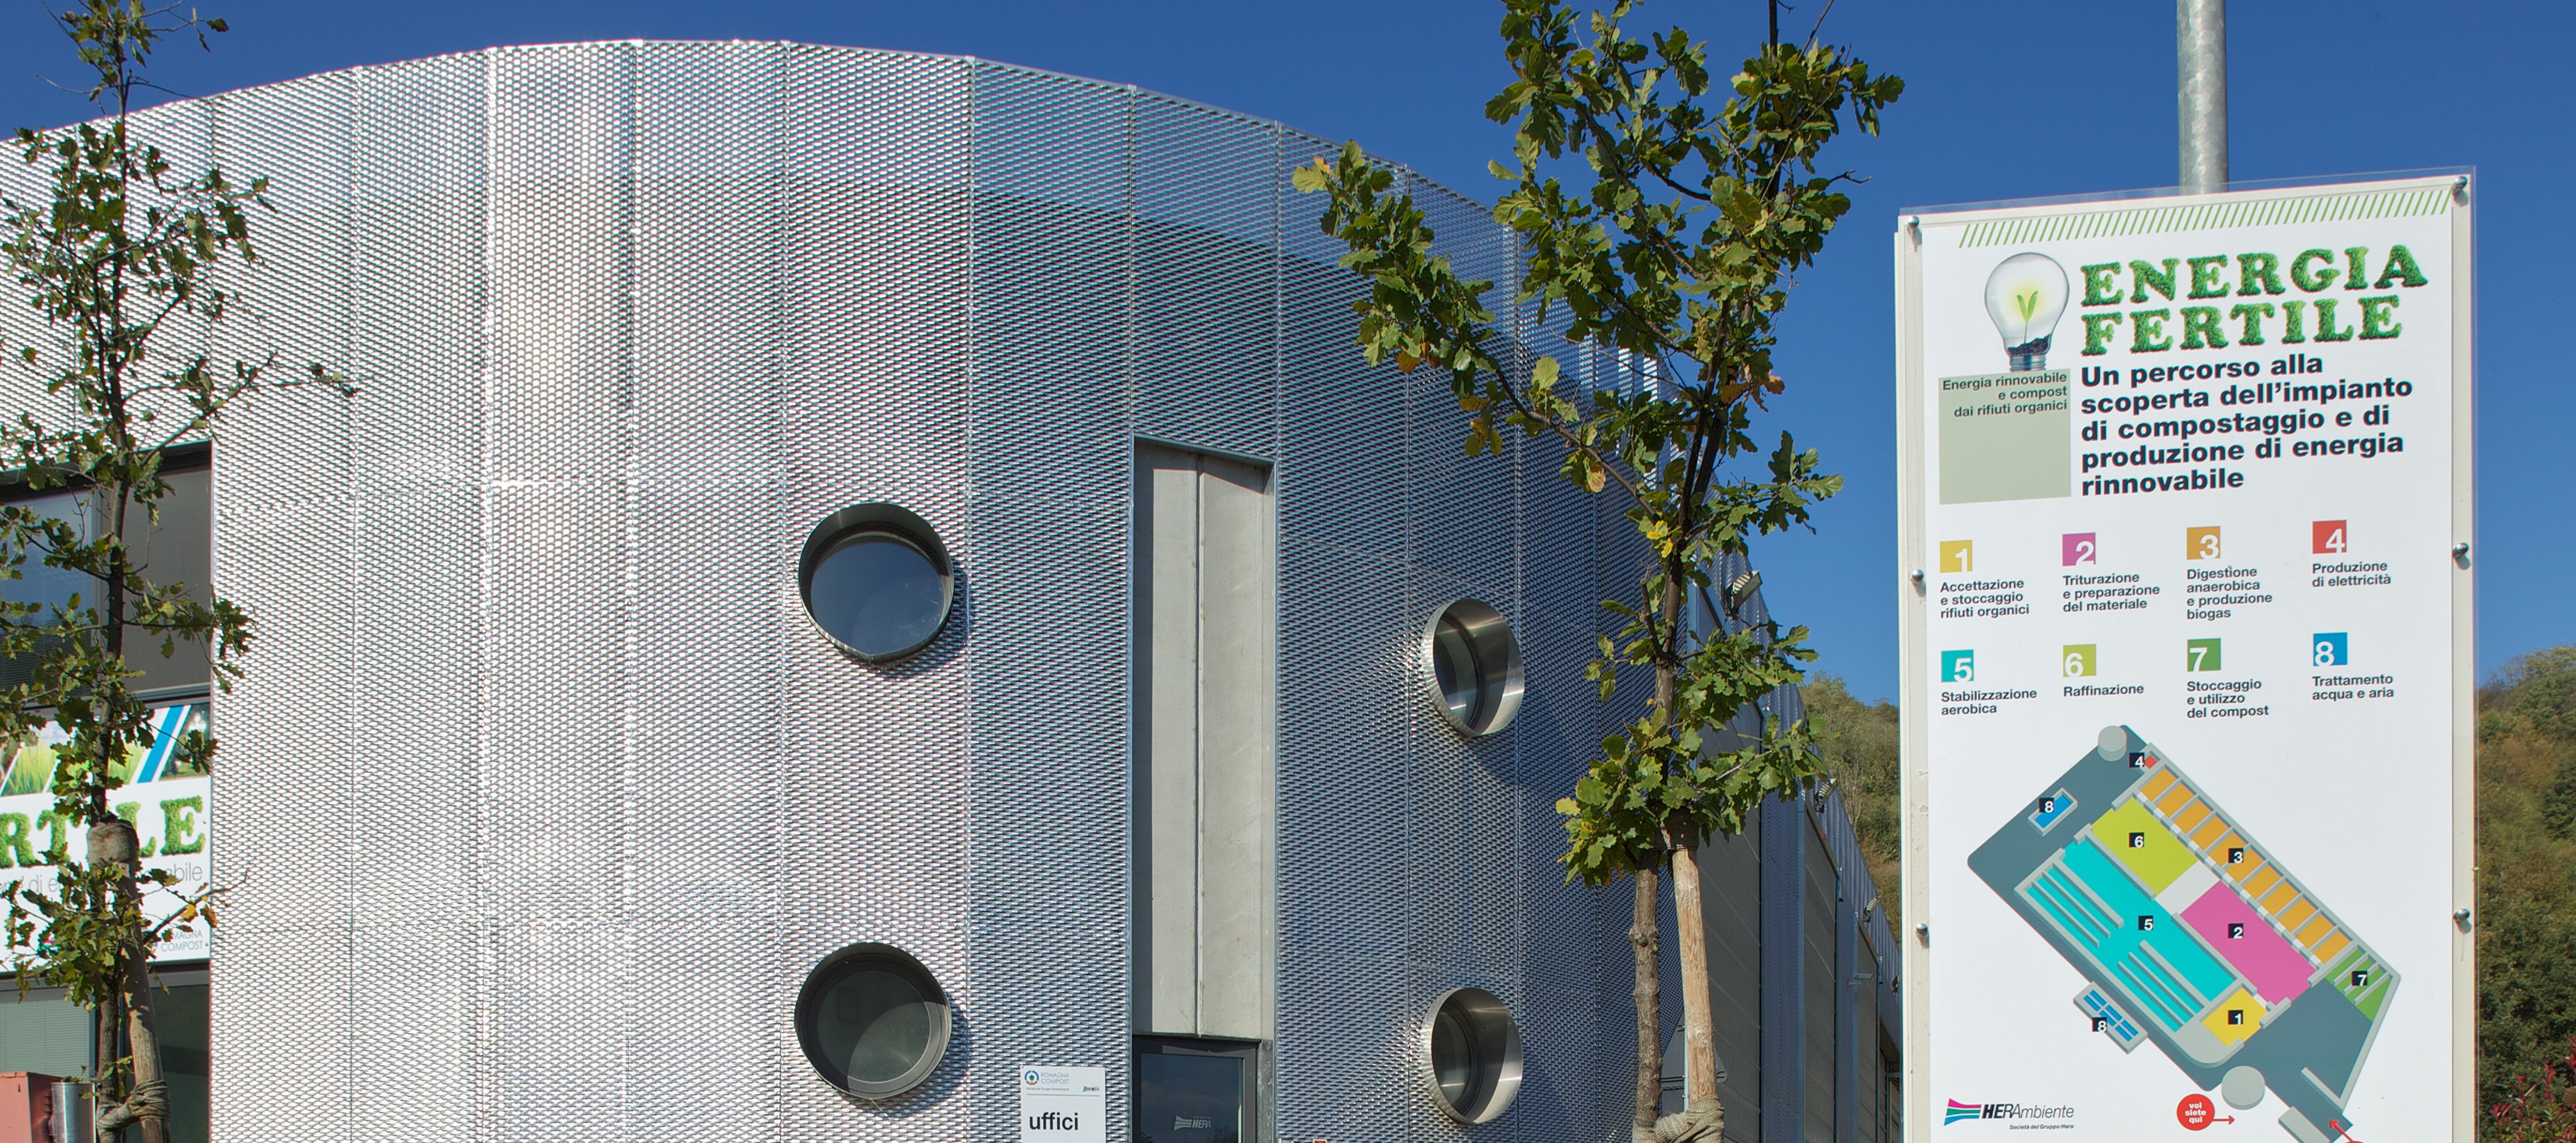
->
2092, 799, 2194, 893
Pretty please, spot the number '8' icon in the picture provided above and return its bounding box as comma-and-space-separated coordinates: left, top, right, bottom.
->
2313, 632, 2349, 667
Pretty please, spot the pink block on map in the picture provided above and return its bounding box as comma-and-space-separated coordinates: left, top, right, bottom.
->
2181, 882, 2312, 1004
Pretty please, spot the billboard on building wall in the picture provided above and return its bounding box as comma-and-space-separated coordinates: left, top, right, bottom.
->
0, 703, 214, 964
1894, 175, 2472, 1143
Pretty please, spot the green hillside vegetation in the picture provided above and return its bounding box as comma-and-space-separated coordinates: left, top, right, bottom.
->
1809, 648, 2576, 1138
2476, 647, 2576, 1135
1805, 674, 1901, 915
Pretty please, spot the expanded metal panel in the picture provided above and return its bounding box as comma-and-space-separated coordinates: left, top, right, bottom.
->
1519, 981, 1609, 1143
208, 491, 355, 929
1272, 144, 1406, 562
352, 51, 489, 492
1278, 945, 1414, 1143
780, 47, 972, 486
207, 76, 356, 502
965, 59, 1136, 1143
1273, 535, 1412, 964
1405, 185, 1520, 596
352, 920, 476, 1142
206, 927, 353, 1142
778, 44, 976, 1143
347, 53, 488, 1143
491, 922, 626, 1139
483, 480, 626, 925
632, 479, 783, 920
635, 41, 787, 483
779, 476, 973, 1143
488, 44, 634, 484
1130, 97, 1279, 457
348, 484, 479, 925
208, 490, 356, 1143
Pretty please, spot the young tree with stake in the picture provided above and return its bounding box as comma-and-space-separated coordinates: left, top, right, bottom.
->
0, 5, 346, 1140
1295, 2, 1897, 1138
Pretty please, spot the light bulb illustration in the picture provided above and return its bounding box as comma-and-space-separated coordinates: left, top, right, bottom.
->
1984, 252, 2069, 372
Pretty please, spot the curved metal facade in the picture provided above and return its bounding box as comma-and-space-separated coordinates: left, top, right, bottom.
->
166, 40, 1666, 1143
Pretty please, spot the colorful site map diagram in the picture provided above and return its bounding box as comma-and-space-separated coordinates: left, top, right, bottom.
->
1970, 726, 2392, 1143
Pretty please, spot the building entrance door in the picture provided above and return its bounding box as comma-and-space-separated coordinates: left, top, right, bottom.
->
1133, 1037, 1258, 1143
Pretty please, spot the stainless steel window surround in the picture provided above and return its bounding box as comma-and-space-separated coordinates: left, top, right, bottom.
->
794, 942, 954, 1099
1420, 599, 1524, 736
1421, 986, 1523, 1125
797, 502, 955, 663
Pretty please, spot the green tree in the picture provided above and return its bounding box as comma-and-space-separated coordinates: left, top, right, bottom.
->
1294, 2, 1897, 1136
0, 5, 343, 1140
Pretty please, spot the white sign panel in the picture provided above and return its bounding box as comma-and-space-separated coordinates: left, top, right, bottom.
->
0, 704, 216, 963
1020, 1065, 1107, 1143
1896, 176, 2471, 1143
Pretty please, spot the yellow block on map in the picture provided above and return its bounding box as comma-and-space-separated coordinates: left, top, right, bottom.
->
2204, 988, 2268, 1046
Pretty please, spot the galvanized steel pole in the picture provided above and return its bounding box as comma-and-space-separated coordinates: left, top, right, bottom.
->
2177, 0, 2227, 190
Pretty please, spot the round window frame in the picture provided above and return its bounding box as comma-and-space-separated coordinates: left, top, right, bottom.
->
1420, 599, 1525, 736
1420, 986, 1525, 1125
798, 503, 955, 663
793, 941, 953, 1099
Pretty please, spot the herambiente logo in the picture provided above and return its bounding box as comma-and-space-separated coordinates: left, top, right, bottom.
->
1944, 1098, 2078, 1127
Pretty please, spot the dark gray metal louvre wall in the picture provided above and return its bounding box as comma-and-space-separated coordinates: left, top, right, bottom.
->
80, 39, 1644, 1143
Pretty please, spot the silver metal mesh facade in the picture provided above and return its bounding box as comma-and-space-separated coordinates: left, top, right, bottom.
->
155, 40, 1661, 1143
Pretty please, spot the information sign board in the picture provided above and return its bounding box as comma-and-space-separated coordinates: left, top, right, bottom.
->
1020, 1065, 1107, 1143
1895, 175, 2472, 1143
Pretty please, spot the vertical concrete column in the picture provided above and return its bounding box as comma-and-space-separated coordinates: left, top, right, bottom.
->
1142, 454, 1205, 1031
1135, 446, 1275, 1040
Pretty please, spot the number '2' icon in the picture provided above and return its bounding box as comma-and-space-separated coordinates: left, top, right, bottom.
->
2063, 533, 2097, 566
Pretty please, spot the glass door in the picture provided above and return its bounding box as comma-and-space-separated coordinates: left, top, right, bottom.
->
1133, 1037, 1258, 1143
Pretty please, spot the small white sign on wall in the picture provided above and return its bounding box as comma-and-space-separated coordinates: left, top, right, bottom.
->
1019, 1066, 1106, 1143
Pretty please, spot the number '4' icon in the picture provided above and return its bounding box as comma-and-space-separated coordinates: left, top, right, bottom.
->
2313, 520, 2349, 554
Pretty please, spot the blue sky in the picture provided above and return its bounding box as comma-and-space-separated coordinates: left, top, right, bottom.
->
2, 0, 2566, 704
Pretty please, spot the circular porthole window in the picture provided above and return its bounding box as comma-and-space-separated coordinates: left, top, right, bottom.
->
795, 943, 953, 1099
1423, 987, 1523, 1124
1422, 599, 1523, 735
799, 504, 954, 661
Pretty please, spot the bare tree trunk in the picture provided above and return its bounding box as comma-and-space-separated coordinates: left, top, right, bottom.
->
1630, 867, 1662, 1141
89, 489, 166, 1143
1669, 842, 1722, 1117
89, 816, 168, 1143
1649, 567, 1723, 1143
